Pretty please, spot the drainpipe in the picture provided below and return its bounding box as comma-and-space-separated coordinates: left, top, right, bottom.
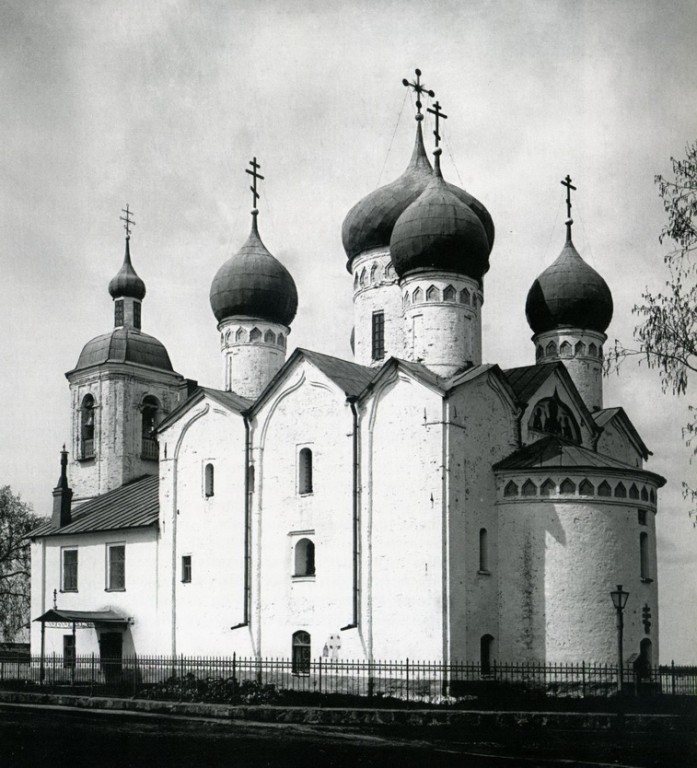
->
341, 397, 360, 631
515, 407, 524, 448
231, 415, 251, 630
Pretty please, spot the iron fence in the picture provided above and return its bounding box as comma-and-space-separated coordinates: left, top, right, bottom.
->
0, 654, 695, 702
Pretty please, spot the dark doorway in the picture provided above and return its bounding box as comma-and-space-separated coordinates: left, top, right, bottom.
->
637, 638, 653, 681
480, 634, 494, 677
99, 632, 123, 682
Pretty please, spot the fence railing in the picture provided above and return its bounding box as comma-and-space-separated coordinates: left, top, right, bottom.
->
1, 655, 695, 702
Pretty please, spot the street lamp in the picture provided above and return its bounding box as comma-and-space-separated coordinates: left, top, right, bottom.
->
610, 584, 629, 692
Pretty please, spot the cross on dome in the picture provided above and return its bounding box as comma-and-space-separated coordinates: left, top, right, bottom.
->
120, 204, 135, 239
402, 68, 435, 121
246, 156, 264, 212
561, 174, 577, 242
427, 100, 448, 148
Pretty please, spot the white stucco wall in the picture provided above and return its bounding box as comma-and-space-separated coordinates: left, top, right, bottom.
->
497, 475, 659, 664
157, 398, 251, 657
30, 527, 159, 656
596, 418, 644, 468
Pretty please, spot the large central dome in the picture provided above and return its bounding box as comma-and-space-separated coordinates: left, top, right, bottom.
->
210, 212, 298, 327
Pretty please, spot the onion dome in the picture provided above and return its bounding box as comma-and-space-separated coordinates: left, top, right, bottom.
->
341, 123, 433, 270
74, 328, 173, 372
108, 238, 146, 300
525, 238, 613, 335
210, 211, 298, 327
389, 149, 492, 280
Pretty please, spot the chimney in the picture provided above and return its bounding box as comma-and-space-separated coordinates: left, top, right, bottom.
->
52, 446, 73, 528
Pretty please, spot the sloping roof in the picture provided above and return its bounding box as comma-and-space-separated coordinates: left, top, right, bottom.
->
593, 406, 651, 459
33, 608, 129, 625
493, 435, 665, 486
157, 385, 251, 433
70, 328, 175, 373
502, 363, 561, 404
30, 475, 159, 538
299, 349, 376, 396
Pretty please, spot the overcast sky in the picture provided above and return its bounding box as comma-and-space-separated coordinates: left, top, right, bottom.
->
2, 0, 696, 662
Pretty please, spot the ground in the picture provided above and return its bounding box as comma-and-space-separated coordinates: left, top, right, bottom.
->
1, 703, 694, 768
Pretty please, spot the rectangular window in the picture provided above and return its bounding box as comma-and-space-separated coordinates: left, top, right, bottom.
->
63, 634, 76, 669
182, 555, 192, 583
62, 549, 78, 592
638, 509, 647, 526
134, 301, 142, 330
107, 544, 125, 591
114, 299, 124, 327
371, 311, 385, 360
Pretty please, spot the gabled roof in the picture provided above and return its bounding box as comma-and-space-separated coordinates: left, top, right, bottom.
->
157, 385, 251, 433
593, 406, 651, 460
299, 349, 376, 396
503, 363, 561, 405
493, 435, 665, 486
446, 363, 521, 410
30, 475, 159, 538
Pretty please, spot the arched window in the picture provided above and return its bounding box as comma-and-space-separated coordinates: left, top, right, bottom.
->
384, 263, 394, 280
443, 285, 456, 302
522, 479, 537, 497
638, 638, 653, 680
359, 268, 367, 287
640, 487, 649, 502
560, 478, 576, 494
472, 294, 478, 308
588, 343, 598, 357
369, 263, 377, 283
504, 481, 518, 497
204, 463, 214, 498
480, 634, 494, 677
579, 479, 594, 496
649, 489, 655, 504
403, 292, 410, 308
640, 532, 650, 579
426, 285, 439, 301
479, 528, 489, 572
141, 396, 159, 460
540, 479, 556, 497
80, 394, 96, 459
294, 538, 315, 577
598, 481, 612, 497
278, 334, 286, 349
412, 287, 423, 303
528, 393, 581, 443
298, 448, 313, 494
535, 345, 543, 361
292, 631, 311, 674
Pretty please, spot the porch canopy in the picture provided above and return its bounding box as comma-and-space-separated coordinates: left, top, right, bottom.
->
34, 608, 129, 629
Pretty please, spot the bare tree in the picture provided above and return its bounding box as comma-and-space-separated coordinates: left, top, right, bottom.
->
0, 486, 42, 640
607, 141, 697, 521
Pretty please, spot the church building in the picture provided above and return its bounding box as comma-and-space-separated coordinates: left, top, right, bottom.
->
30, 74, 664, 673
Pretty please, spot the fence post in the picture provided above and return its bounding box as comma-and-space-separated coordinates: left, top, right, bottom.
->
318, 656, 323, 695
405, 658, 409, 703
672, 660, 676, 696
232, 652, 237, 700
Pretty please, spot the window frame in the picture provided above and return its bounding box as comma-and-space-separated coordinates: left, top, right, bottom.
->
114, 299, 124, 327
371, 310, 385, 361
106, 543, 126, 592
204, 462, 215, 498
181, 554, 192, 583
293, 537, 316, 579
298, 447, 313, 495
61, 547, 78, 593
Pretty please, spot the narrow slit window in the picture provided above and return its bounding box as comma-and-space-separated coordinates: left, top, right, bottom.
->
107, 544, 125, 591
62, 549, 78, 592
204, 463, 215, 498
372, 311, 385, 361
479, 528, 489, 572
640, 532, 650, 579
114, 300, 124, 327
299, 448, 313, 494
182, 555, 192, 583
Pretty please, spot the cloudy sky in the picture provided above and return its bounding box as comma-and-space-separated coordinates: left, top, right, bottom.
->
2, 0, 696, 661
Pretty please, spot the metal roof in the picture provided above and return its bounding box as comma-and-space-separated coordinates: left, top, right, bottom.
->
493, 435, 665, 486
30, 475, 159, 538
72, 328, 174, 372
33, 608, 129, 625
300, 349, 376, 397
503, 363, 561, 404
593, 406, 651, 459
200, 387, 253, 412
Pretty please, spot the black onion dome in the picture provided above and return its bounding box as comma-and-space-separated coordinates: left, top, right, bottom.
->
389, 154, 491, 280
108, 238, 146, 300
74, 328, 173, 371
447, 183, 495, 252
525, 239, 613, 335
341, 123, 433, 270
210, 213, 298, 326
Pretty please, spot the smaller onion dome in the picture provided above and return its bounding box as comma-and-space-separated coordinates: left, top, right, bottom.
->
74, 328, 173, 372
525, 239, 613, 335
341, 123, 433, 270
108, 238, 146, 300
210, 211, 298, 327
389, 150, 491, 280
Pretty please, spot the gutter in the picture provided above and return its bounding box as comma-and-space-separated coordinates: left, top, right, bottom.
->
341, 397, 360, 631
231, 415, 252, 630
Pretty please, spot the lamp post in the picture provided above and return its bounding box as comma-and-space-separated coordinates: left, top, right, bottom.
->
610, 585, 629, 693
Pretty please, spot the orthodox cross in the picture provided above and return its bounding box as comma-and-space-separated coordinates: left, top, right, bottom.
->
120, 204, 136, 239
402, 68, 435, 119
427, 100, 448, 148
561, 174, 576, 241
246, 157, 264, 209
